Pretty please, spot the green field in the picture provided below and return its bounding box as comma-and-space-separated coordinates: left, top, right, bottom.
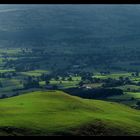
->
114, 85, 140, 92
107, 92, 140, 107
20, 70, 49, 77
84, 83, 103, 88
50, 80, 79, 89
0, 69, 15, 73
94, 72, 132, 79
0, 90, 140, 135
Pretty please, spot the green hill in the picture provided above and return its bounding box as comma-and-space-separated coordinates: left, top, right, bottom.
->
0, 90, 140, 136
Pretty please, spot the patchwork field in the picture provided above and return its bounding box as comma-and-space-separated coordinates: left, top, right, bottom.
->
20, 70, 49, 77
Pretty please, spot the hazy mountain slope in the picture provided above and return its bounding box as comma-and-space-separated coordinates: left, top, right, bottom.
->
0, 4, 140, 46
1, 5, 140, 71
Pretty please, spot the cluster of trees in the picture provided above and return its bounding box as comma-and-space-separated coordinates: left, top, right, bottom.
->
40, 74, 52, 84
0, 72, 17, 79
64, 87, 123, 99
0, 92, 20, 99
100, 71, 110, 75
0, 94, 8, 99
15, 63, 40, 72
131, 71, 139, 77
80, 72, 93, 82
134, 101, 140, 110
23, 76, 39, 89
102, 77, 132, 88
79, 75, 132, 88
0, 82, 3, 88
23, 74, 58, 90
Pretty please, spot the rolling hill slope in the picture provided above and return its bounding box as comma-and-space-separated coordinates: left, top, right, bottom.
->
0, 90, 140, 135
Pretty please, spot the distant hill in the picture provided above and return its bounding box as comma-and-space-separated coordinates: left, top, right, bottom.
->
1, 5, 140, 45
1, 5, 140, 71
0, 90, 140, 135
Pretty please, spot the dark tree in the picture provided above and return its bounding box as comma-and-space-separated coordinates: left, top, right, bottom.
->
68, 77, 73, 81
45, 80, 50, 85
79, 81, 84, 87
136, 101, 140, 106
136, 71, 139, 77
0, 82, 3, 88
131, 73, 135, 77
0, 94, 7, 99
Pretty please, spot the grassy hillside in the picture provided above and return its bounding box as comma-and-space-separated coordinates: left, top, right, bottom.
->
0, 90, 140, 135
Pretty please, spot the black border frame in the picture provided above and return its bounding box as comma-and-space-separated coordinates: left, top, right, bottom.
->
1, 0, 140, 4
